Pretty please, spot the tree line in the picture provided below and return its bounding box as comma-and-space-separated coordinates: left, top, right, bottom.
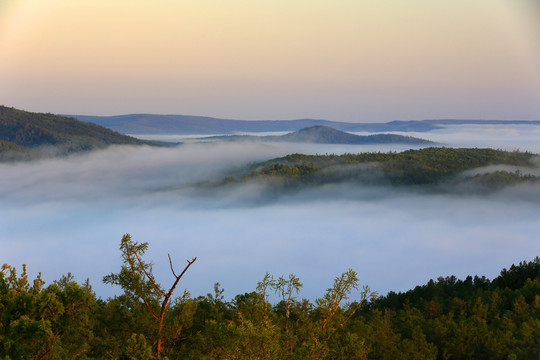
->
1, 234, 538, 359
220, 148, 539, 189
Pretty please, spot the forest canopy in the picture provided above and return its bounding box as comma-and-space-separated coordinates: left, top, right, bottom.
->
0, 106, 149, 160
1, 234, 538, 359
209, 147, 539, 191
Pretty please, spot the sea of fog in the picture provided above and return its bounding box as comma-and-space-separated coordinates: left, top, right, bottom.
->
1, 124, 540, 301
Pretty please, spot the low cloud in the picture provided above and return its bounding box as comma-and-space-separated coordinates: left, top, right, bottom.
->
1, 126, 540, 300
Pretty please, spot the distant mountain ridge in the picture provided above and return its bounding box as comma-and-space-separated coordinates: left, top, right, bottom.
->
72, 114, 440, 134
205, 125, 434, 145
423, 119, 540, 125
0, 106, 149, 160
72, 113, 540, 135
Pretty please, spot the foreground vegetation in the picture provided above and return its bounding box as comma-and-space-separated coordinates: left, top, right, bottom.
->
1, 235, 538, 359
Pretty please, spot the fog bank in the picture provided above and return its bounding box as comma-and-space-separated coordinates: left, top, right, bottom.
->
1, 126, 539, 300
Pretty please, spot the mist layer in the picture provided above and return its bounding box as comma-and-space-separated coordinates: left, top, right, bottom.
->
1, 126, 539, 300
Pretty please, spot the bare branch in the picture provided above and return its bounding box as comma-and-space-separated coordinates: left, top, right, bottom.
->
168, 254, 178, 278
162, 331, 199, 345
37, 345, 53, 360
164, 258, 197, 305
134, 251, 167, 297
140, 294, 160, 321
155, 257, 197, 358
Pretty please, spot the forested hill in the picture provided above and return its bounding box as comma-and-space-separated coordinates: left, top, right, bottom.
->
212, 147, 539, 190
0, 106, 148, 160
206, 125, 434, 145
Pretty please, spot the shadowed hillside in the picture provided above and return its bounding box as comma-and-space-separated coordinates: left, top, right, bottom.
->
0, 106, 149, 160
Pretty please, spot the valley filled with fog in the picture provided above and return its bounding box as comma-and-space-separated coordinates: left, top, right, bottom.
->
2, 124, 540, 301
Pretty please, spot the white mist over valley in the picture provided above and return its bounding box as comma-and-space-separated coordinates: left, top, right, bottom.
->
2, 124, 540, 300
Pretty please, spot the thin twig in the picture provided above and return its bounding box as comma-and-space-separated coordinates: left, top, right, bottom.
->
168, 254, 178, 278
134, 251, 167, 297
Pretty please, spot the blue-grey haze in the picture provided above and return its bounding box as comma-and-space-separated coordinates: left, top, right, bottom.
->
1, 125, 540, 301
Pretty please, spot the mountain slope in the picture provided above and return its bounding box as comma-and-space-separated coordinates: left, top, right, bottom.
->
0, 106, 149, 160
205, 125, 434, 145
73, 113, 440, 134
74, 113, 540, 135
277, 125, 433, 144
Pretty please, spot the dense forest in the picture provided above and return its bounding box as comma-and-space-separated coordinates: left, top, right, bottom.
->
1, 234, 538, 359
212, 148, 539, 191
0, 106, 149, 160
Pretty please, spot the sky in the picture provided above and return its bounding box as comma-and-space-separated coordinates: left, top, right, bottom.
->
1, 0, 540, 121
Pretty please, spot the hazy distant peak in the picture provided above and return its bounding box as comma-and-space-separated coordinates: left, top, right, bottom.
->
281, 125, 359, 143
203, 125, 434, 145
280, 125, 433, 145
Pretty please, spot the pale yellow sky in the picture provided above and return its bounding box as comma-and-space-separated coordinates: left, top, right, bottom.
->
1, 0, 539, 121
